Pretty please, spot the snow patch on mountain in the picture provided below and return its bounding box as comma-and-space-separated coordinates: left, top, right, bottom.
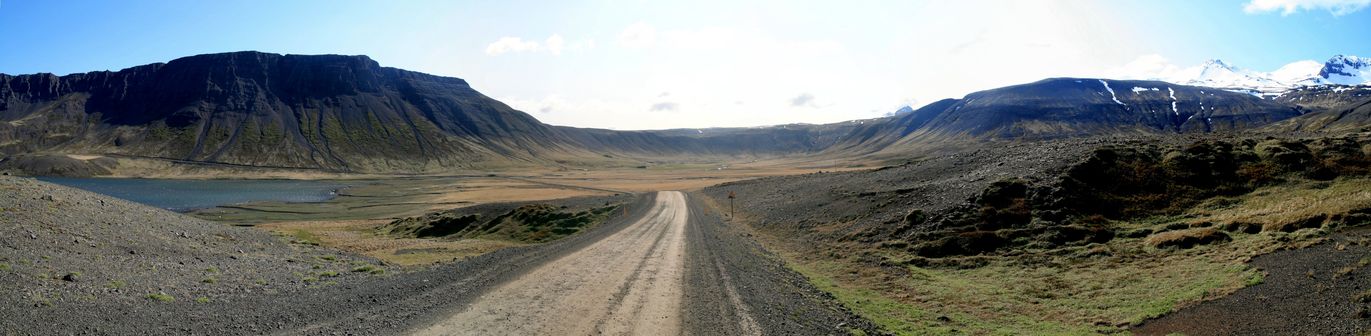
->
1271, 60, 1324, 85
1099, 80, 1125, 105
1168, 87, 1179, 115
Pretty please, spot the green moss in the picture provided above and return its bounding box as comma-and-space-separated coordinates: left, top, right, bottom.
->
194, 297, 210, 304
106, 280, 126, 289
146, 293, 175, 303
31, 294, 53, 307
1244, 272, 1265, 286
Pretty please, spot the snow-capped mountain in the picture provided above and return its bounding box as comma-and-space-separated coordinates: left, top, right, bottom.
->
1160, 55, 1371, 97
1269, 60, 1324, 85
1164, 59, 1290, 96
1317, 55, 1371, 86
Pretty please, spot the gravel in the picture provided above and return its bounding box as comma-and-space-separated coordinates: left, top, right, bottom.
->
1134, 228, 1371, 335
682, 193, 882, 335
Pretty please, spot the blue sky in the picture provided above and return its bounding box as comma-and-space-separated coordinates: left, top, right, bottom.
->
2, 0, 1370, 129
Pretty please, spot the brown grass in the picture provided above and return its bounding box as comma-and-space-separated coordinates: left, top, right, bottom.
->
726, 178, 1371, 335
1145, 228, 1230, 249
259, 220, 522, 266
1189, 178, 1371, 230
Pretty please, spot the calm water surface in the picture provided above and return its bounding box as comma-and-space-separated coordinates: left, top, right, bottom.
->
37, 177, 346, 212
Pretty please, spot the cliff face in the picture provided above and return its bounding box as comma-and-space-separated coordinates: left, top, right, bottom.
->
0, 52, 563, 171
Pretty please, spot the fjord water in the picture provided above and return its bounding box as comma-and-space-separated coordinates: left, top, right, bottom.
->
37, 177, 346, 212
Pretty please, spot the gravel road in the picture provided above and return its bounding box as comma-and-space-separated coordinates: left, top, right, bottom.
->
415, 191, 690, 335
4, 185, 875, 335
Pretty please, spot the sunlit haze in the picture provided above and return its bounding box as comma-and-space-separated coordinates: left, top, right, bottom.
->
2, 0, 1369, 129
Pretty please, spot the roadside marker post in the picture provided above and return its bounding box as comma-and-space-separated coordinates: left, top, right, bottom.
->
727, 191, 736, 218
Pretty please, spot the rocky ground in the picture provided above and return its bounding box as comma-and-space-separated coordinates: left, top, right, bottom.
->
701, 136, 1126, 243
0, 176, 380, 310
702, 132, 1371, 334
681, 193, 880, 335
1135, 228, 1371, 335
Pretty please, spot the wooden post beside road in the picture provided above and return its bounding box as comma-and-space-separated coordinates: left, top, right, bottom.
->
727, 191, 736, 218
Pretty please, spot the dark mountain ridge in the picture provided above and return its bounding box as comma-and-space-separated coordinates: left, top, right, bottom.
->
1, 52, 1363, 174
898, 78, 1302, 139
1, 51, 568, 171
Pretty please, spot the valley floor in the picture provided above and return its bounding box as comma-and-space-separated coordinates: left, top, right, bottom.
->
8, 134, 1371, 335
2, 187, 873, 335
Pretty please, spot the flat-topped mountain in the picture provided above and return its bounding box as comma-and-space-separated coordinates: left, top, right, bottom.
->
0, 52, 570, 171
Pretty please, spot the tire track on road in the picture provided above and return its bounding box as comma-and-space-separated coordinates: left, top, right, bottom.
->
415, 191, 688, 335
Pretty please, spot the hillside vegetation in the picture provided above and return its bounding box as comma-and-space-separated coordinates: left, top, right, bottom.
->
705, 133, 1371, 334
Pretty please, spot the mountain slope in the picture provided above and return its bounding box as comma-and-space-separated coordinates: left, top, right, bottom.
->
1264, 85, 1371, 132
0, 52, 570, 171
893, 78, 1302, 139
0, 52, 906, 172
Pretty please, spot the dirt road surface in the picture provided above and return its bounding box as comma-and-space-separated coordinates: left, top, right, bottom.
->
5, 191, 875, 335
415, 191, 691, 335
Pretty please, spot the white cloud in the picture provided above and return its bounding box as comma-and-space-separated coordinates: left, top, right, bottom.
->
790, 93, 816, 107
484, 34, 590, 56
649, 102, 678, 111
487, 3, 1152, 130
544, 34, 565, 55
1243, 0, 1371, 15
1106, 54, 1185, 80
485, 37, 540, 56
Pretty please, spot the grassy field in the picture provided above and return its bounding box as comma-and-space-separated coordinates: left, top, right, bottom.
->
754, 177, 1371, 335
